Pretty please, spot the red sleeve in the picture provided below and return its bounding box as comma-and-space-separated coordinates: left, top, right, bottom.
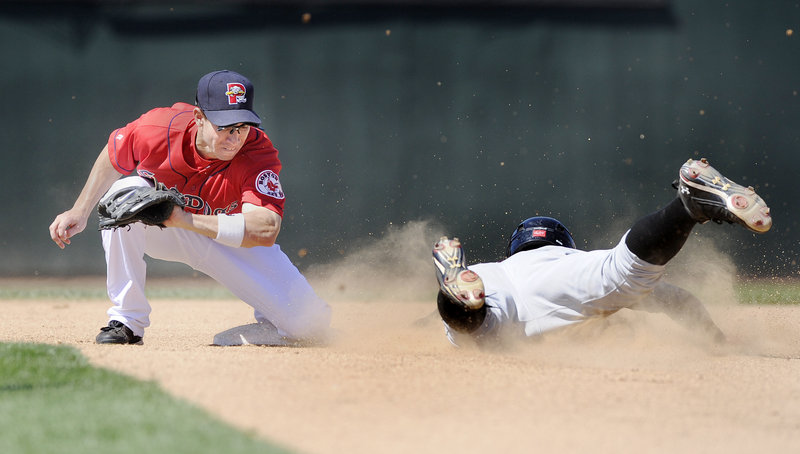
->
107, 121, 139, 174
106, 104, 195, 175
242, 168, 285, 216
239, 130, 286, 216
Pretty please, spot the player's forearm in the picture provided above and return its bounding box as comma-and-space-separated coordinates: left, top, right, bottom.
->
647, 282, 726, 342
167, 209, 281, 248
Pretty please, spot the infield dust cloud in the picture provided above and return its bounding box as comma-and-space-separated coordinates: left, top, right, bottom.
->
305, 220, 446, 303
301, 215, 790, 357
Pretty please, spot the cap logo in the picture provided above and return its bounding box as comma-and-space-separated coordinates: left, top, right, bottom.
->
225, 83, 247, 105
532, 228, 548, 238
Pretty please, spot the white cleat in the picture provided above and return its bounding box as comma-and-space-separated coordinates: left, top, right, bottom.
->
677, 158, 772, 233
432, 237, 485, 310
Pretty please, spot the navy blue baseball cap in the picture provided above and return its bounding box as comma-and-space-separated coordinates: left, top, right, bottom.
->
196, 70, 262, 127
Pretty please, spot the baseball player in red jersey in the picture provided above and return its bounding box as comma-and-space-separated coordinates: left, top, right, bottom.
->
49, 70, 331, 345
433, 159, 772, 347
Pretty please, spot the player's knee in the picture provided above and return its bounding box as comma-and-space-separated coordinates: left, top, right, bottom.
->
437, 291, 486, 334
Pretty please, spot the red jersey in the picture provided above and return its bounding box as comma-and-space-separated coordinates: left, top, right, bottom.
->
107, 102, 285, 216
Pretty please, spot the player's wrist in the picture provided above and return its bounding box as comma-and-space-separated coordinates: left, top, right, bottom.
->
215, 213, 245, 247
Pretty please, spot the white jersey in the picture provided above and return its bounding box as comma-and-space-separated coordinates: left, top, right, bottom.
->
445, 232, 665, 346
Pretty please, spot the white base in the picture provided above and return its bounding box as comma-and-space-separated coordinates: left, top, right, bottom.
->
212, 322, 296, 346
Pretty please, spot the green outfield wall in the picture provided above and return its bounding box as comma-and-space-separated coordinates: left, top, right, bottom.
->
1, 1, 797, 276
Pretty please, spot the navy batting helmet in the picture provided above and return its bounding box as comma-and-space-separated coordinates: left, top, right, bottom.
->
506, 216, 576, 257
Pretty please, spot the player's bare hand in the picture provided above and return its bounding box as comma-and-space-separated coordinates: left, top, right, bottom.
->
161, 205, 191, 229
49, 210, 88, 249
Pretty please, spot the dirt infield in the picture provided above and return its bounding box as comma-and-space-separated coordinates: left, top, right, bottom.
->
2, 283, 800, 453
5, 222, 800, 453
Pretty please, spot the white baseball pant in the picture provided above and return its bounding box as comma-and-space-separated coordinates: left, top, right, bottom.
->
100, 177, 331, 340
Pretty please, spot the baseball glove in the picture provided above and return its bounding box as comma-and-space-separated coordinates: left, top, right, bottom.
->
98, 185, 186, 230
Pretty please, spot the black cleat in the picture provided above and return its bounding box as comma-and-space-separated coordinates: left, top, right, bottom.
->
677, 158, 772, 233
96, 320, 143, 345
432, 237, 485, 310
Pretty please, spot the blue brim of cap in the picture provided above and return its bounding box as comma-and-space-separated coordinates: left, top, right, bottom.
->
205, 109, 262, 127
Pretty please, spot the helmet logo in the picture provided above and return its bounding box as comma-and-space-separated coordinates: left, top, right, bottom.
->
225, 83, 247, 105
532, 228, 547, 238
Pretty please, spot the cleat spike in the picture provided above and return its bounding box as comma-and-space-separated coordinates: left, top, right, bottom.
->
677, 158, 772, 234
431, 237, 486, 310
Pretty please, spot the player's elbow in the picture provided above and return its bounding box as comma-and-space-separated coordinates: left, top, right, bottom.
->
241, 209, 281, 248
242, 231, 279, 248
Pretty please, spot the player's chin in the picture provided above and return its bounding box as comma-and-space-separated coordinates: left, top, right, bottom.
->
214, 148, 240, 161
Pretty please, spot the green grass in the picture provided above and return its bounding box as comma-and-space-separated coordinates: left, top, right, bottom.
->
0, 279, 237, 300
0, 343, 292, 454
735, 279, 800, 305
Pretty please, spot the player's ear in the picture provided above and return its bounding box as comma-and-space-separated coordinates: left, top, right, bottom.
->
193, 108, 205, 123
